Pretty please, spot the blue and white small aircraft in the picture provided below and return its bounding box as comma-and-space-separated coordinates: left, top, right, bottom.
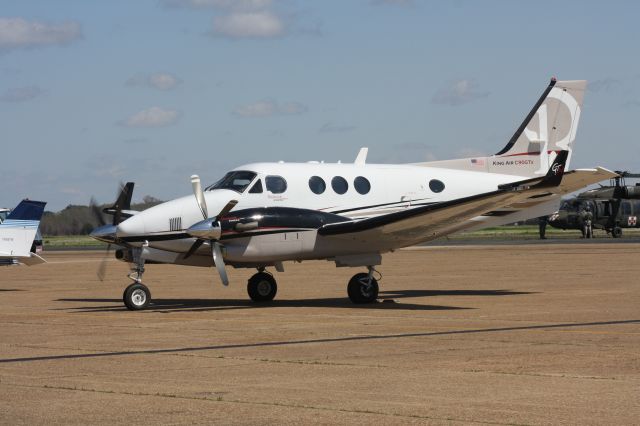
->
0, 199, 47, 266
91, 78, 616, 310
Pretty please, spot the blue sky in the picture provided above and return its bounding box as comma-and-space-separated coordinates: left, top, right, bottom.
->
1, 0, 639, 211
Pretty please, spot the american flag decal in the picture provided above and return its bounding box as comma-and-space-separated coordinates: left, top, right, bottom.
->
471, 158, 485, 166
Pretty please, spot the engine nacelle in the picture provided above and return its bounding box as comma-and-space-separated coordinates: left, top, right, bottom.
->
218, 207, 347, 237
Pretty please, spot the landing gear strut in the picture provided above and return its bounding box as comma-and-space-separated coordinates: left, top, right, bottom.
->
347, 266, 379, 304
247, 270, 278, 302
123, 246, 150, 310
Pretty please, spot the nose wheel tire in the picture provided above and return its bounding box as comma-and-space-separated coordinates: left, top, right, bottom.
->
247, 272, 277, 302
347, 273, 379, 304
123, 283, 151, 310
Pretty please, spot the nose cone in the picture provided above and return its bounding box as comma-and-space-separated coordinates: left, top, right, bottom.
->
90, 224, 118, 243
116, 214, 145, 238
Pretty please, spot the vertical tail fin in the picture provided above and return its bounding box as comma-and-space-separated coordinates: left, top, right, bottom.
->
103, 182, 134, 225
0, 200, 46, 257
420, 78, 587, 177
494, 78, 586, 175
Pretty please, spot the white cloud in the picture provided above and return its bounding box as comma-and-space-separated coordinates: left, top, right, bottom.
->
0, 85, 44, 102
432, 79, 489, 106
126, 73, 182, 90
233, 99, 307, 117
163, 0, 304, 40
212, 11, 284, 38
121, 107, 181, 128
0, 17, 82, 51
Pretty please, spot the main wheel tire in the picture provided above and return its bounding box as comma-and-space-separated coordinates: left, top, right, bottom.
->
612, 226, 622, 238
123, 283, 151, 310
347, 273, 379, 304
247, 272, 277, 302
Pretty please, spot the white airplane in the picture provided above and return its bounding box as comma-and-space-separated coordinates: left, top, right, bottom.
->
0, 199, 47, 266
91, 78, 616, 310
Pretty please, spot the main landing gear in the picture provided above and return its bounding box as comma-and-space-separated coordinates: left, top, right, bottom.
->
347, 266, 380, 304
118, 254, 380, 309
247, 269, 278, 302
123, 247, 150, 311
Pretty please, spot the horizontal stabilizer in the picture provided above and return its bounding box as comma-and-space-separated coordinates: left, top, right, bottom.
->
20, 253, 47, 266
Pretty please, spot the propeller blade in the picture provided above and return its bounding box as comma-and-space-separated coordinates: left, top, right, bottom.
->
90, 197, 107, 227
184, 239, 205, 259
191, 175, 208, 220
212, 242, 229, 286
97, 243, 112, 282
217, 199, 238, 219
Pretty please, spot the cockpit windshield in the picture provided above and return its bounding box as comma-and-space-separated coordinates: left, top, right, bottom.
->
561, 199, 594, 213
206, 171, 256, 193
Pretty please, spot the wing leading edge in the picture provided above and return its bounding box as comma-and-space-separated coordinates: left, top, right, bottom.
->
318, 152, 616, 247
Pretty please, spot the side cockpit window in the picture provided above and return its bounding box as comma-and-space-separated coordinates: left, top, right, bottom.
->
249, 179, 263, 193
266, 176, 287, 194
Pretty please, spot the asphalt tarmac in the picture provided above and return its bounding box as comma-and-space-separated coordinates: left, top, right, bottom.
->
1, 244, 639, 425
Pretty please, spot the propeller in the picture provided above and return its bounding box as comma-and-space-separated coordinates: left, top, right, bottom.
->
89, 182, 135, 282
89, 196, 112, 281
185, 175, 237, 286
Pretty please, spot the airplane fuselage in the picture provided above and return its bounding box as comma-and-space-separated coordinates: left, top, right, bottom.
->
116, 162, 534, 266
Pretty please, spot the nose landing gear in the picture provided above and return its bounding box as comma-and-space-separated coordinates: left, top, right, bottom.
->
123, 283, 151, 310
123, 246, 150, 310
347, 266, 380, 304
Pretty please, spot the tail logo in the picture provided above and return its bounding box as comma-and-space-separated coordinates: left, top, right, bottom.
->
551, 162, 564, 176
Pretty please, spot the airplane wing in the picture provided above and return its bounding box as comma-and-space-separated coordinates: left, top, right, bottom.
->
318, 157, 616, 248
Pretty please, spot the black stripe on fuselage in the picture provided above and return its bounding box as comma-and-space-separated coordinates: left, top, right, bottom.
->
119, 228, 315, 243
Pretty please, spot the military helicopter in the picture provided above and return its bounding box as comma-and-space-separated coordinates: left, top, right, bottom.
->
548, 172, 640, 237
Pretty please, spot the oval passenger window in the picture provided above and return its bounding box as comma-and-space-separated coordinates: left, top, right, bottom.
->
331, 176, 348, 194
429, 179, 445, 193
354, 176, 370, 195
266, 176, 287, 194
308, 176, 326, 194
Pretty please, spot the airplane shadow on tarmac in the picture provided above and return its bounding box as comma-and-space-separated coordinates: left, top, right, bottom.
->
56, 289, 532, 313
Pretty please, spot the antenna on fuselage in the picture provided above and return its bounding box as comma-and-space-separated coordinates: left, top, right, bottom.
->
354, 147, 368, 165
